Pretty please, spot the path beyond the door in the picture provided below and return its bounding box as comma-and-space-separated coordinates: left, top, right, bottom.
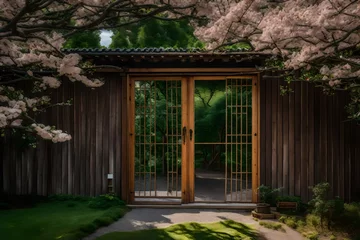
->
83, 208, 304, 240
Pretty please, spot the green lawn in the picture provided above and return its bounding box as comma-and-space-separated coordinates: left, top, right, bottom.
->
97, 220, 258, 240
0, 201, 127, 240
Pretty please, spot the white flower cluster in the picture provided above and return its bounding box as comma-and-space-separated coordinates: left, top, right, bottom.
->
31, 124, 72, 143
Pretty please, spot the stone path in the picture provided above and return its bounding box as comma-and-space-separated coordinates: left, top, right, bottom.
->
84, 208, 304, 240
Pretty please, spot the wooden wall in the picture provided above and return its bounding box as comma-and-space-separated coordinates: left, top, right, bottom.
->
2, 71, 360, 203
260, 74, 360, 202
0, 73, 123, 196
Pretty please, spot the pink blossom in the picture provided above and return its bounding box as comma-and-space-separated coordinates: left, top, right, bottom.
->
41, 76, 61, 89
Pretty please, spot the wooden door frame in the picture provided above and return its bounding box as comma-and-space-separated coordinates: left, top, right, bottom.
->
125, 74, 260, 204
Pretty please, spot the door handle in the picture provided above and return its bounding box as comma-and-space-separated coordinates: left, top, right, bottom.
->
189, 129, 193, 141
183, 126, 187, 144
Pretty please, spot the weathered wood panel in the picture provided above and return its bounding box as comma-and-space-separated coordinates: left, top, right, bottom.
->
0, 73, 123, 196
260, 76, 360, 202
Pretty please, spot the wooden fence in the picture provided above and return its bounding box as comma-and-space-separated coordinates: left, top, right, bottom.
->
260, 74, 360, 202
1, 72, 360, 202
0, 73, 124, 197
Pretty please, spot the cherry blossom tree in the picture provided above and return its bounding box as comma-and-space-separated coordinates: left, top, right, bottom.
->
194, 0, 360, 120
0, 0, 204, 145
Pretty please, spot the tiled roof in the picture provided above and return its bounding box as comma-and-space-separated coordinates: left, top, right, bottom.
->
62, 47, 255, 55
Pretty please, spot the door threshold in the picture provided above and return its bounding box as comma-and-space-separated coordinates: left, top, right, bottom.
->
128, 202, 256, 210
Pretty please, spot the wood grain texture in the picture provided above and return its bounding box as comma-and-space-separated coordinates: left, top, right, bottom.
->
259, 77, 360, 202
0, 73, 123, 197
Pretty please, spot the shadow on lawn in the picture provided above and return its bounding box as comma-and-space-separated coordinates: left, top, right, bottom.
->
98, 220, 264, 240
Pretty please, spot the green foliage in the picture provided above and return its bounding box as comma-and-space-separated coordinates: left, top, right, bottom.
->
63, 31, 101, 49
308, 182, 344, 228
110, 19, 203, 48
284, 217, 298, 229
330, 234, 337, 240
88, 194, 125, 210
257, 185, 281, 205
306, 232, 319, 240
306, 214, 321, 228
276, 195, 301, 203
259, 221, 284, 231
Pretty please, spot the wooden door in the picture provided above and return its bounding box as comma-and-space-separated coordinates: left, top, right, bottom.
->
128, 77, 189, 203
128, 75, 259, 204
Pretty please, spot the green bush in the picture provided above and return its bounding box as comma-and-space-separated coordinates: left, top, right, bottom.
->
257, 185, 281, 205
94, 217, 114, 227
330, 234, 336, 240
278, 216, 286, 223
88, 194, 125, 210
308, 182, 345, 229
307, 232, 319, 240
259, 221, 284, 231
297, 220, 306, 228
79, 222, 98, 234
276, 195, 301, 203
306, 214, 321, 228
284, 217, 298, 229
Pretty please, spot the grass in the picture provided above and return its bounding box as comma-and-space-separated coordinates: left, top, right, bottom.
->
97, 220, 258, 240
259, 221, 285, 232
0, 200, 128, 240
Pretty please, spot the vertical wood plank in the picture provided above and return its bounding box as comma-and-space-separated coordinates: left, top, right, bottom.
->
252, 76, 259, 202
282, 81, 289, 195
120, 75, 128, 201
260, 76, 266, 187
128, 76, 136, 202
181, 77, 189, 203
277, 78, 283, 190
265, 76, 272, 187
288, 81, 295, 196
300, 82, 308, 201
187, 77, 195, 202
308, 83, 315, 197
271, 77, 277, 189
294, 82, 301, 196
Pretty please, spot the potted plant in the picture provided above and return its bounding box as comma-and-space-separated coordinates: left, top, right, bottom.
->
276, 195, 301, 211
256, 185, 281, 214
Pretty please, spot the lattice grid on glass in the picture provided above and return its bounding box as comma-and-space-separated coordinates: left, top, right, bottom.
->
225, 78, 252, 202
134, 80, 182, 198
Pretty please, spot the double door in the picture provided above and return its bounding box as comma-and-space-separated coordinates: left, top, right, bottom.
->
128, 76, 259, 203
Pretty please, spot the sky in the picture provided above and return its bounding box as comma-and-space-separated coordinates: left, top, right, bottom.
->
100, 30, 113, 47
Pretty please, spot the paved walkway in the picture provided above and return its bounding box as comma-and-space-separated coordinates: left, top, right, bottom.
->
84, 208, 304, 240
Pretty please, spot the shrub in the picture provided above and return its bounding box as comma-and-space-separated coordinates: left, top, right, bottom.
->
308, 182, 344, 229
93, 217, 114, 227
79, 222, 98, 234
307, 232, 319, 240
257, 185, 282, 205
297, 220, 306, 228
278, 216, 286, 223
306, 214, 321, 228
88, 194, 125, 210
330, 235, 336, 240
284, 217, 298, 229
259, 221, 284, 231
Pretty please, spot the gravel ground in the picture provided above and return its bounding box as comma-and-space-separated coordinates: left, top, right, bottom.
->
83, 208, 304, 240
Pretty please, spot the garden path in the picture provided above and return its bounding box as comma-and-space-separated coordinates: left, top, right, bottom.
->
83, 208, 304, 240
